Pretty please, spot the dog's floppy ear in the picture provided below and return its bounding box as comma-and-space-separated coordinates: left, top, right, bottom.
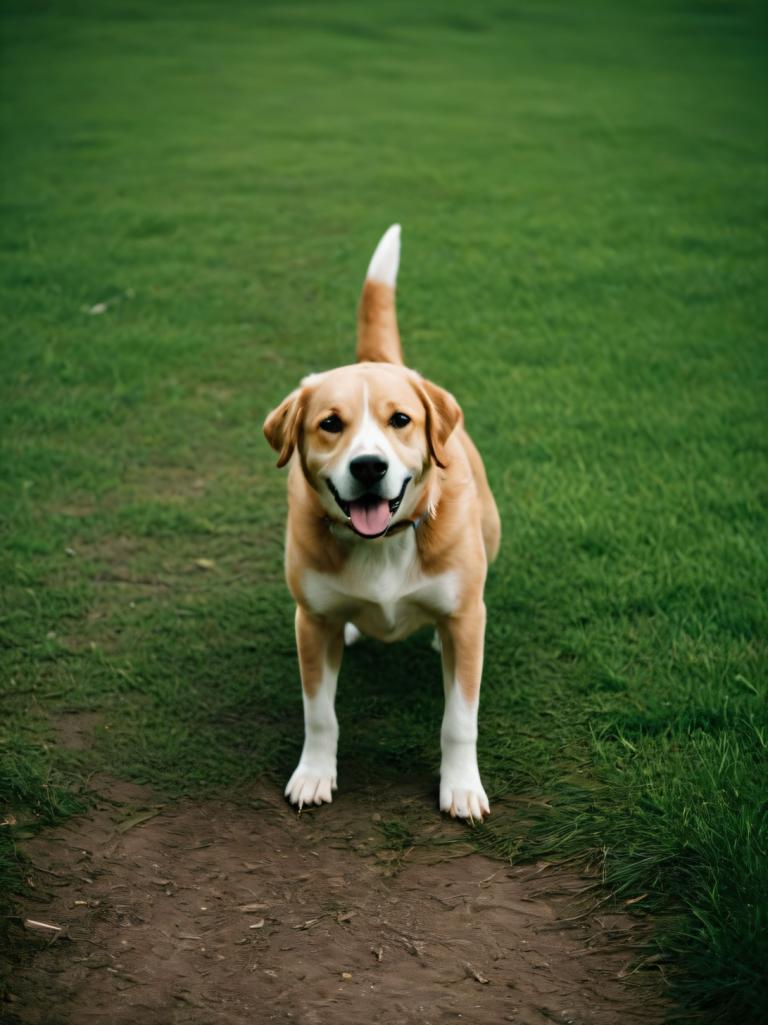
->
263, 387, 306, 468
416, 378, 463, 469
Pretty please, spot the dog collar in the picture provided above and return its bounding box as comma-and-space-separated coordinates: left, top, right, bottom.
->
382, 516, 422, 537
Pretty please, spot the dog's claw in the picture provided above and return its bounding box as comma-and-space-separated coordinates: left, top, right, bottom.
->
440, 782, 490, 822
285, 765, 337, 810
344, 623, 361, 646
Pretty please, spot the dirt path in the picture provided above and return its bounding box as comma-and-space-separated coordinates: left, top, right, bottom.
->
3, 779, 670, 1025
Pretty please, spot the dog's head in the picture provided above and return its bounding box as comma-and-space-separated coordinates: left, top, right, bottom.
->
264, 362, 462, 538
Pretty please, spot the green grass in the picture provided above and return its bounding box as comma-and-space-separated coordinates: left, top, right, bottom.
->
1, 0, 766, 1018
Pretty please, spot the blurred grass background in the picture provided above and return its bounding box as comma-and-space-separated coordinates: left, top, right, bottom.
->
1, 0, 767, 1018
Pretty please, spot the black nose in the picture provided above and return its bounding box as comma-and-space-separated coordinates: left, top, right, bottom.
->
349, 455, 388, 487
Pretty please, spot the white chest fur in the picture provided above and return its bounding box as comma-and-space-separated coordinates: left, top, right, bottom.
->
302, 529, 458, 642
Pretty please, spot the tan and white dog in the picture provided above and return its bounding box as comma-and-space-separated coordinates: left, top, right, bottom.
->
264, 225, 500, 821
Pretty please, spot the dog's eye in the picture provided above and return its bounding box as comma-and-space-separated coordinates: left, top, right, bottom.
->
319, 414, 344, 434
389, 412, 411, 429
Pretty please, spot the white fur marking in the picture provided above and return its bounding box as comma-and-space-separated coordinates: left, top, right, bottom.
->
333, 381, 410, 503
365, 223, 401, 288
439, 680, 489, 821
285, 655, 339, 809
348, 382, 386, 459
302, 531, 458, 642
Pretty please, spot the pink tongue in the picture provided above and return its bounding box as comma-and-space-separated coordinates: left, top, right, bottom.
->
349, 498, 391, 537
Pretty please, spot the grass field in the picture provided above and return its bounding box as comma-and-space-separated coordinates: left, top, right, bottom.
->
1, 0, 767, 1019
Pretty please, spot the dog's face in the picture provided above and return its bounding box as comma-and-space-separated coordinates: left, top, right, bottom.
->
264, 362, 461, 538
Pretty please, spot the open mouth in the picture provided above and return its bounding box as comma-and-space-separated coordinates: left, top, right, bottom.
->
327, 477, 411, 538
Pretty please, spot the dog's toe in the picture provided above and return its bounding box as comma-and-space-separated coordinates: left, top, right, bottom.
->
440, 780, 490, 822
285, 765, 337, 810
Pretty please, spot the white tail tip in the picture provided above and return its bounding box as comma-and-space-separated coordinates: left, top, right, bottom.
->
365, 223, 401, 288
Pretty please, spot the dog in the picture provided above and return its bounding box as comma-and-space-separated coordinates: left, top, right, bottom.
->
264, 225, 500, 820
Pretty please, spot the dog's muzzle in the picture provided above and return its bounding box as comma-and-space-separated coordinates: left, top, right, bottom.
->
327, 476, 411, 538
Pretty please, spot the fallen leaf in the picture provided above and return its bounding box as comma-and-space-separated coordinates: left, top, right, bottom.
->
239, 902, 268, 913
116, 808, 162, 833
464, 962, 490, 984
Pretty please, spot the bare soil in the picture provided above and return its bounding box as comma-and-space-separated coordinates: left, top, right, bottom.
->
3, 778, 670, 1025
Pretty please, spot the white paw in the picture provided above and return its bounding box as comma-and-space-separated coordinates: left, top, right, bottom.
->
439, 779, 490, 821
344, 623, 361, 646
285, 763, 337, 809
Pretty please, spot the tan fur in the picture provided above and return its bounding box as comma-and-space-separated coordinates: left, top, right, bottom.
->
263, 387, 307, 468
357, 279, 403, 364
458, 432, 501, 563
265, 228, 501, 817
295, 606, 343, 699
271, 364, 499, 778
438, 598, 486, 704
272, 366, 497, 582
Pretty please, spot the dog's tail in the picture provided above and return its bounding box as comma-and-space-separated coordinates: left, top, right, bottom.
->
356, 224, 403, 364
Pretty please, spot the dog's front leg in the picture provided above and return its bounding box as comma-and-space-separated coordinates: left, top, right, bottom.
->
285, 605, 344, 809
437, 601, 490, 821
